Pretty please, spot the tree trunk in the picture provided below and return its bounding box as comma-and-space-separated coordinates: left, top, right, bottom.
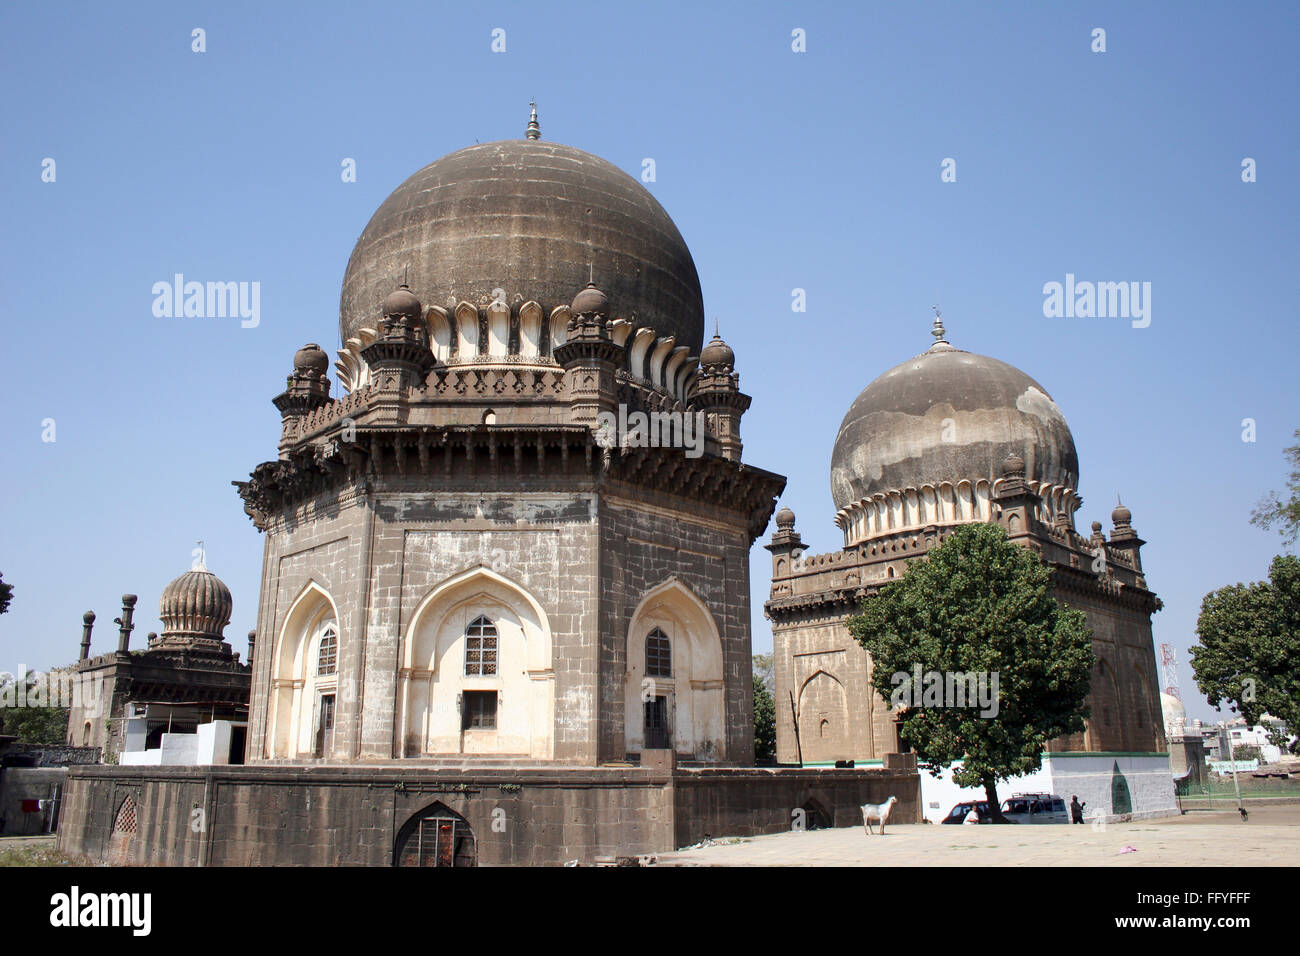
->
983, 778, 1008, 823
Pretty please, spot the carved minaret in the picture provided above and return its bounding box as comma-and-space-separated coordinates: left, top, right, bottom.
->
360, 284, 436, 415
114, 594, 137, 656
554, 282, 624, 429
273, 343, 332, 458
694, 324, 750, 461
79, 611, 95, 661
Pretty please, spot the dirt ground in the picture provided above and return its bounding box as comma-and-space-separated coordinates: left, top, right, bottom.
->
653, 807, 1300, 866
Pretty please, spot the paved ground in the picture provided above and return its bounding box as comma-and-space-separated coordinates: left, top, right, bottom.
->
655, 807, 1300, 866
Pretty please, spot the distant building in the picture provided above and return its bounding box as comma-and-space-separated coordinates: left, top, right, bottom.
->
765, 315, 1175, 821
63, 561, 250, 764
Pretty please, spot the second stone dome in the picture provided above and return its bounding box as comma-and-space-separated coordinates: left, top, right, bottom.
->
830, 342, 1079, 513
340, 139, 705, 354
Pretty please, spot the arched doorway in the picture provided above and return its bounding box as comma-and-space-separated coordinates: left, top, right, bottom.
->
267, 583, 340, 759
400, 567, 554, 759
394, 803, 476, 867
623, 579, 725, 761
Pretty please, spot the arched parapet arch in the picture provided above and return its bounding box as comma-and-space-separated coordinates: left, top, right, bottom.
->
623, 577, 725, 761
518, 301, 543, 358
268, 581, 340, 759
399, 565, 554, 759
797, 669, 850, 763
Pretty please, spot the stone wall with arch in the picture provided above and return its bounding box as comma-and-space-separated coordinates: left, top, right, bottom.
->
398, 566, 555, 759
266, 582, 340, 759
622, 578, 725, 761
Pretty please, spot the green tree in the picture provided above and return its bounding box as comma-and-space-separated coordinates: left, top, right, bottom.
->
753, 667, 776, 764
0, 672, 69, 745
1232, 744, 1262, 763
1250, 429, 1300, 549
751, 654, 776, 763
1191, 554, 1300, 753
848, 523, 1095, 823
752, 652, 774, 696
0, 571, 12, 615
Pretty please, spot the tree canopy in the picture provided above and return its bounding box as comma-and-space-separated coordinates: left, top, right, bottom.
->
1191, 553, 1300, 752
752, 657, 776, 764
0, 672, 69, 745
1250, 429, 1300, 549
849, 523, 1094, 821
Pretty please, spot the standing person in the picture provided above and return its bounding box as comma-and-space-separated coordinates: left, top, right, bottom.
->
1070, 795, 1085, 824
964, 805, 982, 825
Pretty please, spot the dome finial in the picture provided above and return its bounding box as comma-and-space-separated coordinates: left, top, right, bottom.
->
526, 100, 540, 140
193, 539, 207, 572
930, 303, 948, 347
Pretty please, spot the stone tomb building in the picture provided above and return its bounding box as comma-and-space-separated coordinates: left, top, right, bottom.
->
59, 114, 920, 865
765, 315, 1175, 821
63, 563, 251, 764
240, 131, 782, 767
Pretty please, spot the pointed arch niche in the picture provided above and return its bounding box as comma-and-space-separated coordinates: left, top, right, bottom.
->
267, 583, 340, 759
797, 670, 850, 763
399, 567, 554, 759
623, 579, 725, 762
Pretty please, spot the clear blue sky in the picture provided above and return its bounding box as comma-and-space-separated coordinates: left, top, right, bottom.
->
2, 1, 1296, 724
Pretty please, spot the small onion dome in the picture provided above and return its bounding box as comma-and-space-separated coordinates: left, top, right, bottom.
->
1091, 520, 1103, 534
158, 566, 233, 642
294, 343, 329, 376
382, 283, 422, 318
701, 332, 735, 369
1002, 454, 1026, 477
570, 282, 610, 316
1112, 499, 1132, 527
82, 610, 96, 624
775, 506, 796, 531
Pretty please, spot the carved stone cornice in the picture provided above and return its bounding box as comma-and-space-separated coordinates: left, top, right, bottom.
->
236, 423, 785, 542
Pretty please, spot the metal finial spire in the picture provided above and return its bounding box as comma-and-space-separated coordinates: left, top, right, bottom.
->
526, 100, 540, 140
930, 303, 948, 346
193, 540, 207, 572
714, 316, 720, 337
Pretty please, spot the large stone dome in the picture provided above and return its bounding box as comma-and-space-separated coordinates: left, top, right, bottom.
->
340, 139, 705, 354
830, 341, 1079, 512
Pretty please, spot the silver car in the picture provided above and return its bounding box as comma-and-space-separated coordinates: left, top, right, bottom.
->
1000, 793, 1069, 824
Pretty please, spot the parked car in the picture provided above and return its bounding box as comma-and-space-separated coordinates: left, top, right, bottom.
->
999, 793, 1068, 824
940, 801, 990, 824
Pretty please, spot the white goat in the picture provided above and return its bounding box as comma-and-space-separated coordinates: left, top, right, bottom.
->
861, 796, 898, 835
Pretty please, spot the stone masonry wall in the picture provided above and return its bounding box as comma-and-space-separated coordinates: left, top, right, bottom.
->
58, 764, 920, 865
598, 492, 754, 764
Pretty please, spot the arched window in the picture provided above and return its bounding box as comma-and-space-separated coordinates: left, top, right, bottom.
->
317, 625, 338, 676
645, 628, 672, 678
464, 616, 498, 676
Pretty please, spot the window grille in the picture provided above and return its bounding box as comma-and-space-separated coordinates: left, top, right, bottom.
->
317, 625, 338, 676
645, 628, 671, 678
462, 691, 497, 730
464, 616, 498, 676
